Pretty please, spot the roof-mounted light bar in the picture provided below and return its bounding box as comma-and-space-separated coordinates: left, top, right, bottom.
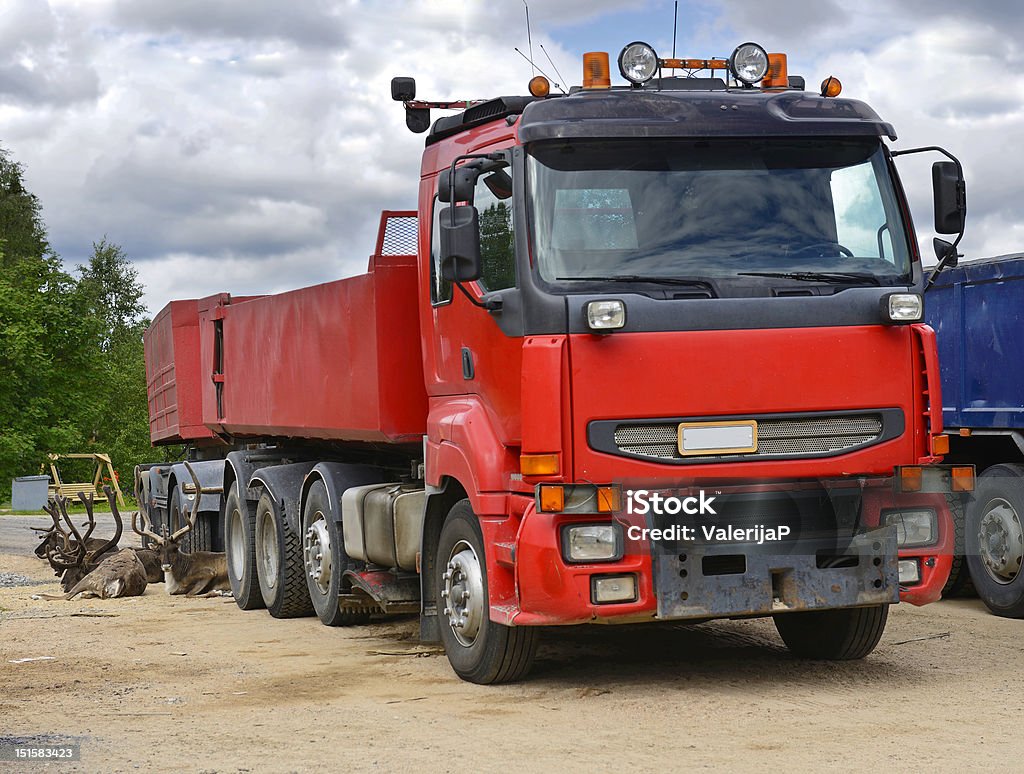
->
613, 41, 776, 87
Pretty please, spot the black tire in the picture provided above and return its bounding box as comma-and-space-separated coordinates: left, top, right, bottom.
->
224, 481, 264, 610
774, 604, 889, 660
170, 487, 213, 553
965, 464, 1024, 618
942, 494, 976, 598
436, 500, 538, 684
302, 480, 371, 626
255, 491, 314, 618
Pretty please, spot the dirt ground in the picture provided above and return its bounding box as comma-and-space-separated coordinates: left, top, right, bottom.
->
2, 513, 1023, 774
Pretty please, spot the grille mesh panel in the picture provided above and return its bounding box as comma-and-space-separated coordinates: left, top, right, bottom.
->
380, 215, 418, 256
612, 414, 884, 461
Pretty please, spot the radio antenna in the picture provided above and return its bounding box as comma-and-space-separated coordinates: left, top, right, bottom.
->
513, 48, 567, 94
523, 0, 536, 76
540, 44, 568, 92
671, 1, 679, 74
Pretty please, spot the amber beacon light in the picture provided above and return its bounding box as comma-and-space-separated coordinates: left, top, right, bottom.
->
582, 51, 612, 89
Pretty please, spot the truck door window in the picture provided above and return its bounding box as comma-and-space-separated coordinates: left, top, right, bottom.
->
429, 196, 453, 305
475, 170, 516, 292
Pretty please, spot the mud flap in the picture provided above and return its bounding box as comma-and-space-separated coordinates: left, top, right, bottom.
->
654, 525, 899, 620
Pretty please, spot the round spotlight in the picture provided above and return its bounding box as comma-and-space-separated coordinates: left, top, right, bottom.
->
729, 42, 769, 85
618, 41, 659, 85
529, 75, 551, 97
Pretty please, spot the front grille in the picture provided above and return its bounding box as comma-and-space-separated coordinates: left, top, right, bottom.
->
612, 414, 884, 461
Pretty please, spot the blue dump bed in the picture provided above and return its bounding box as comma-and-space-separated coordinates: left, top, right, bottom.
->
926, 255, 1024, 430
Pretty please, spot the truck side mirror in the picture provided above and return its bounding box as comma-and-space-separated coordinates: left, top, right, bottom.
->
933, 238, 959, 269
391, 77, 416, 101
439, 206, 482, 282
932, 161, 966, 234
438, 165, 480, 204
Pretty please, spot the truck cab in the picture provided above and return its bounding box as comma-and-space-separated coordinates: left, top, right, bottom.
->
406, 43, 967, 680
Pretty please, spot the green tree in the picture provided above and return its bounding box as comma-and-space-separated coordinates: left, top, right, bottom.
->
0, 149, 92, 498
73, 239, 154, 483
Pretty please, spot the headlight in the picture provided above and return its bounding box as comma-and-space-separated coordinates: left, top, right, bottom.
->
882, 293, 923, 323
562, 524, 622, 563
618, 41, 659, 85
884, 509, 937, 548
586, 299, 626, 331
729, 42, 769, 85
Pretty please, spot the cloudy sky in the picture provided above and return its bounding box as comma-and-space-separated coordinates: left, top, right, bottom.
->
1, 0, 1020, 315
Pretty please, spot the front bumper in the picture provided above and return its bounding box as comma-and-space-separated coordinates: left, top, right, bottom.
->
499, 479, 953, 626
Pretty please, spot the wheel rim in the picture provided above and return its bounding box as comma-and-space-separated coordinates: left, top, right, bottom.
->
257, 508, 279, 590
441, 539, 485, 647
303, 512, 331, 596
229, 507, 245, 580
979, 497, 1024, 585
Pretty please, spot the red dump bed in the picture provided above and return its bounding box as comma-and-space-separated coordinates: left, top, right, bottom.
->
145, 212, 427, 446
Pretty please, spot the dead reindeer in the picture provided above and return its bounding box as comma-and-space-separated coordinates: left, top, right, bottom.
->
135, 468, 229, 597
43, 493, 122, 592
35, 548, 148, 601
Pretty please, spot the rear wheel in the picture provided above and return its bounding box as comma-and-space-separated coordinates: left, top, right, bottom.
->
302, 480, 371, 626
774, 604, 888, 660
435, 500, 538, 684
965, 465, 1024, 618
171, 487, 213, 553
224, 482, 264, 610
255, 491, 314, 618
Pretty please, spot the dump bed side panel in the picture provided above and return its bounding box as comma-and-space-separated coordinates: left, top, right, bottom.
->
144, 299, 214, 444
213, 257, 425, 442
927, 256, 1024, 429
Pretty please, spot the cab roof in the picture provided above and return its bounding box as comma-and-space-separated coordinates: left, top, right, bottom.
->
426, 86, 896, 146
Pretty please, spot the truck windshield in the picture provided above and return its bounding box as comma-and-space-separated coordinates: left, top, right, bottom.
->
527, 139, 912, 286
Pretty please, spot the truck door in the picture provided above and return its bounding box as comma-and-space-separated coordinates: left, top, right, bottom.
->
424, 153, 524, 442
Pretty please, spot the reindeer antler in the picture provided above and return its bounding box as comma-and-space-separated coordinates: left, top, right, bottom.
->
75, 493, 100, 545
134, 507, 165, 546
84, 486, 123, 559
49, 497, 86, 565
168, 462, 203, 543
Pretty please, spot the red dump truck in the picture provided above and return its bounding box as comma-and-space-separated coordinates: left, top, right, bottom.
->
139, 42, 971, 683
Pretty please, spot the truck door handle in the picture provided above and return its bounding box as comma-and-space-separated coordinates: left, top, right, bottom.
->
461, 348, 474, 380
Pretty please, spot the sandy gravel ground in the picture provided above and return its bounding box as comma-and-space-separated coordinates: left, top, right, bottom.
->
2, 513, 1023, 773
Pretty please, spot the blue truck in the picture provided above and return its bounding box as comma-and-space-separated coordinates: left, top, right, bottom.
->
927, 255, 1024, 617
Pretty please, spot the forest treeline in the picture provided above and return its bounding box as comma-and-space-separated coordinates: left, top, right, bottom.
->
0, 145, 163, 501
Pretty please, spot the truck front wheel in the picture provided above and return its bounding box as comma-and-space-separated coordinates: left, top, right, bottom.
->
965, 464, 1024, 618
773, 604, 888, 660
224, 482, 264, 610
435, 500, 538, 684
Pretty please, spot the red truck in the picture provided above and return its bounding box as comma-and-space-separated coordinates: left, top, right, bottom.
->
139, 42, 970, 683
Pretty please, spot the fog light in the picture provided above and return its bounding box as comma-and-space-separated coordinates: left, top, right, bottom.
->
563, 524, 622, 563
884, 509, 937, 548
898, 558, 921, 585
586, 299, 626, 331
592, 574, 637, 604
882, 293, 923, 323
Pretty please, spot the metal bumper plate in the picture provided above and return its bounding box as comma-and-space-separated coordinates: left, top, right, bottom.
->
654, 525, 899, 620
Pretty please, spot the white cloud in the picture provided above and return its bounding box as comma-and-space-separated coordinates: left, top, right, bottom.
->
1, 0, 1023, 317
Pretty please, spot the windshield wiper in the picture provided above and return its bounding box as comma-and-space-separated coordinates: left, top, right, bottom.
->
737, 271, 881, 286
556, 275, 714, 288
